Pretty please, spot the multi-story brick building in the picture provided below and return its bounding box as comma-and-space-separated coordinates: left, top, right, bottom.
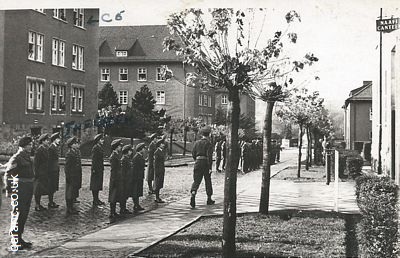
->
0, 9, 99, 141
215, 89, 256, 124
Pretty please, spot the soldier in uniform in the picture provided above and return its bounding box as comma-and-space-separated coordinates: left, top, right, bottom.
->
154, 138, 166, 203
131, 143, 146, 212
47, 132, 61, 209
65, 137, 82, 215
108, 139, 124, 219
214, 138, 222, 172
90, 134, 105, 206
6, 136, 34, 250
146, 133, 157, 194
221, 138, 226, 171
120, 144, 133, 214
190, 126, 215, 209
33, 133, 50, 211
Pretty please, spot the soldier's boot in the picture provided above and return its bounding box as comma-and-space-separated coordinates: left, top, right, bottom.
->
109, 203, 118, 218
190, 191, 196, 208
66, 200, 78, 215
207, 196, 215, 205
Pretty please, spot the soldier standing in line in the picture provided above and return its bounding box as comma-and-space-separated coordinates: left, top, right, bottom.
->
108, 139, 124, 219
214, 137, 222, 172
154, 138, 166, 203
131, 143, 146, 212
146, 133, 157, 194
190, 126, 215, 209
221, 138, 226, 171
120, 144, 133, 214
47, 132, 61, 209
65, 137, 82, 215
90, 134, 105, 206
6, 136, 34, 250
242, 141, 250, 173
276, 140, 282, 163
270, 140, 277, 165
33, 133, 50, 211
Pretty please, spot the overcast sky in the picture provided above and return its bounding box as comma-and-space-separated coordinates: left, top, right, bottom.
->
1, 0, 399, 117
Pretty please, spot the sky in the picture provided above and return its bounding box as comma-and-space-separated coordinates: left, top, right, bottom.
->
1, 0, 399, 122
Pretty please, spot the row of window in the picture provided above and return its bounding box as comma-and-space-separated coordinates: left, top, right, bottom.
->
199, 94, 212, 107
27, 77, 85, 114
118, 90, 165, 105
33, 9, 85, 28
101, 67, 165, 82
28, 31, 84, 71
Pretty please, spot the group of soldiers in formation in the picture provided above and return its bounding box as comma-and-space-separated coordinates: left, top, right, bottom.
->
214, 137, 282, 173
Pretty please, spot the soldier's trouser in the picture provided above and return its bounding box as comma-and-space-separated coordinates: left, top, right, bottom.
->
191, 160, 213, 196
13, 181, 33, 236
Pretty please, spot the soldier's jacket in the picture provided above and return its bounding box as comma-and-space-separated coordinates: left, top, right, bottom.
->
147, 141, 156, 165
121, 154, 132, 197
91, 143, 104, 173
109, 150, 122, 189
192, 138, 213, 170
34, 144, 49, 179
65, 148, 82, 189
48, 143, 60, 172
132, 152, 145, 180
154, 147, 165, 175
6, 149, 34, 179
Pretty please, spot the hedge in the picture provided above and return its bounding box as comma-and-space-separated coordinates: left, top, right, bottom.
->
330, 149, 363, 178
355, 175, 399, 258
346, 156, 363, 179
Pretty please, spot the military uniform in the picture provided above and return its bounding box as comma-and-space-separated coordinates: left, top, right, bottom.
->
34, 143, 49, 196
153, 145, 165, 191
108, 149, 124, 204
48, 143, 60, 194
146, 138, 157, 193
65, 145, 82, 201
131, 151, 145, 199
215, 140, 222, 172
90, 142, 104, 191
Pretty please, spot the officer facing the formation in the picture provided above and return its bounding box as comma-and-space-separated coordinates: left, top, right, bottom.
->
108, 139, 124, 219
90, 133, 105, 206
65, 137, 82, 215
190, 126, 215, 209
33, 133, 50, 211
146, 133, 157, 194
47, 132, 61, 209
131, 143, 146, 212
6, 136, 34, 250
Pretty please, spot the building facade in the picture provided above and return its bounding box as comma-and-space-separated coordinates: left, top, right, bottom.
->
343, 81, 372, 153
0, 9, 99, 141
214, 89, 256, 122
98, 25, 215, 124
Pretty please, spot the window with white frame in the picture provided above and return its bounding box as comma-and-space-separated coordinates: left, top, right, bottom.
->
72, 44, 84, 71
101, 68, 110, 81
118, 90, 128, 105
221, 94, 228, 104
71, 87, 84, 112
53, 9, 66, 21
26, 78, 44, 111
119, 68, 128, 81
116, 51, 127, 57
208, 96, 212, 107
73, 9, 84, 28
156, 67, 166, 81
198, 95, 203, 106
138, 68, 147, 81
156, 91, 165, 104
203, 95, 208, 107
52, 38, 65, 66
28, 31, 44, 62
50, 84, 66, 112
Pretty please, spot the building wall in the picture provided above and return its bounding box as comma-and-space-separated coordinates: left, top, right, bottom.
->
0, 11, 4, 124
352, 101, 372, 143
215, 91, 256, 122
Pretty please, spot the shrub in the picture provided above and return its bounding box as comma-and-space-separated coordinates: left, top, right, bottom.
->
330, 149, 362, 178
355, 175, 399, 258
346, 156, 363, 179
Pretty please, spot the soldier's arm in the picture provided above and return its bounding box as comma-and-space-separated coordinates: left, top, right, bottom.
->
192, 142, 197, 160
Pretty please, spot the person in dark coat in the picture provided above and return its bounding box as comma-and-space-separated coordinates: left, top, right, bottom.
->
33, 133, 50, 211
190, 126, 215, 209
6, 136, 34, 250
221, 139, 227, 170
153, 138, 166, 203
214, 138, 222, 172
65, 137, 82, 215
47, 132, 61, 208
90, 133, 105, 206
131, 143, 146, 212
120, 144, 133, 214
108, 139, 124, 218
146, 133, 157, 194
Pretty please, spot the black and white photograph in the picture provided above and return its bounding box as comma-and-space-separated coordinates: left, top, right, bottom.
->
0, 0, 399, 257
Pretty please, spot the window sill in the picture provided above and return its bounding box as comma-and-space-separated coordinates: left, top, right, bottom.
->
28, 59, 45, 64
137, 80, 147, 82
73, 25, 86, 31
26, 109, 45, 114
50, 110, 66, 115
100, 79, 110, 82
71, 111, 85, 116
119, 80, 129, 82
52, 17, 68, 23
72, 68, 85, 73
51, 64, 67, 69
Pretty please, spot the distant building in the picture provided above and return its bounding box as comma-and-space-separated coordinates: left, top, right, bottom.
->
98, 25, 215, 124
0, 9, 99, 141
215, 89, 256, 123
343, 81, 372, 153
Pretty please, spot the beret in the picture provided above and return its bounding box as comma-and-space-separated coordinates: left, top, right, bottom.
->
149, 133, 158, 140
18, 136, 32, 147
111, 139, 122, 149
66, 137, 78, 147
122, 144, 132, 153
94, 133, 103, 143
38, 133, 49, 143
50, 132, 60, 142
136, 143, 146, 152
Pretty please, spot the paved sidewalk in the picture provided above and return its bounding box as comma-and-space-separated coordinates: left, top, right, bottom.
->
33, 153, 359, 258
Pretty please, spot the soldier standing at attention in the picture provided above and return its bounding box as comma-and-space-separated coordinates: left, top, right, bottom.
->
214, 137, 222, 172
131, 143, 146, 212
153, 139, 166, 203
108, 139, 124, 219
90, 134, 105, 206
120, 144, 133, 214
190, 126, 215, 209
33, 133, 50, 211
47, 132, 61, 209
6, 136, 34, 250
146, 133, 157, 194
65, 137, 82, 215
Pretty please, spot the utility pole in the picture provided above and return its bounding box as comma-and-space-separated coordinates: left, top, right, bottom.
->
378, 8, 383, 174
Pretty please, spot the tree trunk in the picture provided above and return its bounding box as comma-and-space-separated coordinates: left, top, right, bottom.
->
308, 128, 312, 166
169, 129, 173, 157
183, 127, 187, 156
297, 124, 303, 178
305, 126, 310, 171
222, 89, 240, 258
259, 100, 275, 215
313, 130, 319, 165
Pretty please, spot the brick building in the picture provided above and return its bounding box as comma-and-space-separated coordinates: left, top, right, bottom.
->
215, 89, 256, 123
0, 9, 99, 142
